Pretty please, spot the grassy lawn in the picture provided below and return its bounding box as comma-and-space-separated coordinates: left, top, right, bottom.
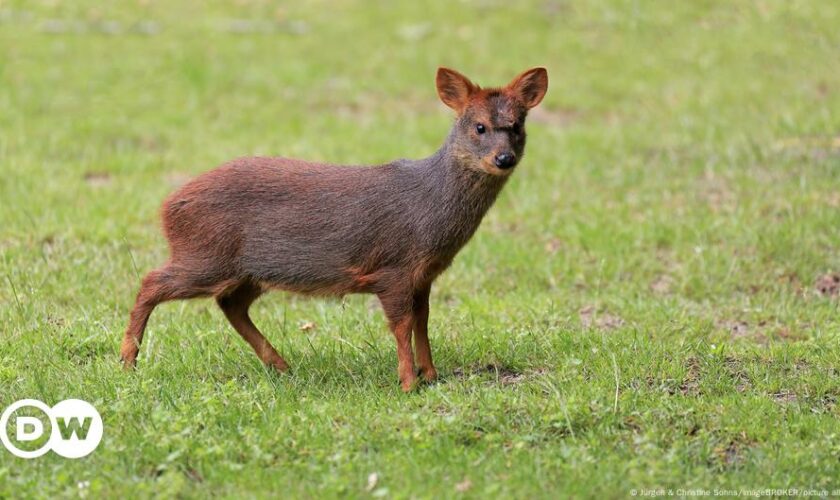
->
2, 0, 840, 497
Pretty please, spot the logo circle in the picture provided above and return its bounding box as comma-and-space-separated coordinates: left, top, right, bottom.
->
0, 399, 56, 459
48, 399, 103, 459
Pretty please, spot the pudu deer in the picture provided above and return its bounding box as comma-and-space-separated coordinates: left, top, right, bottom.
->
121, 67, 548, 391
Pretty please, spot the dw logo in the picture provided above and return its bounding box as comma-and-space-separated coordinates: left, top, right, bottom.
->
0, 399, 103, 459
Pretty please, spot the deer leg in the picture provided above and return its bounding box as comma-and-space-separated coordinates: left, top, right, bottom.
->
378, 289, 418, 392
412, 286, 437, 382
216, 282, 289, 372
121, 264, 208, 368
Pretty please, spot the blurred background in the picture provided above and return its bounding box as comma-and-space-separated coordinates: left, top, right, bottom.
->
1, 0, 839, 496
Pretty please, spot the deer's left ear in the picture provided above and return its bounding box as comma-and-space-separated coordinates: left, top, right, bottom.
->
507, 67, 548, 109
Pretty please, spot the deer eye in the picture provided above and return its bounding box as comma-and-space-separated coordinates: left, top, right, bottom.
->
475, 123, 486, 134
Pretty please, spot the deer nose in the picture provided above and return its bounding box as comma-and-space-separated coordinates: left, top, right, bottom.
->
494, 152, 516, 169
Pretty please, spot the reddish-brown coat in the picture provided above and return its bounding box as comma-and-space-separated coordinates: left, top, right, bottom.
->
121, 67, 548, 391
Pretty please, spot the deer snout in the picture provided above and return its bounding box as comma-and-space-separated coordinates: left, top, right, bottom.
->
494, 152, 517, 169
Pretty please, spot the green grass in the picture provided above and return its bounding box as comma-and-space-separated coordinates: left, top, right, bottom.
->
2, 0, 840, 497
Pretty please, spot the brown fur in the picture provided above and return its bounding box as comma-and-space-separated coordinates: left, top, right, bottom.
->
121, 67, 548, 391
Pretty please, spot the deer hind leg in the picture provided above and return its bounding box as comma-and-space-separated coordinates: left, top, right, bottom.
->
216, 281, 289, 372
121, 264, 209, 368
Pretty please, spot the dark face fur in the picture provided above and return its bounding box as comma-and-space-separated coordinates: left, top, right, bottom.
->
436, 67, 549, 176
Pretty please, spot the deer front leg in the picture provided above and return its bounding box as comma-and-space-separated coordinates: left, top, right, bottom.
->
412, 286, 437, 382
378, 289, 418, 392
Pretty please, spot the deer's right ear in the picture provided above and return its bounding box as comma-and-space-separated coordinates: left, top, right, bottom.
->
436, 67, 478, 112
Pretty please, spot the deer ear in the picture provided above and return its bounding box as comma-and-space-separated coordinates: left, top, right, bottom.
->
508, 67, 548, 109
436, 67, 478, 112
